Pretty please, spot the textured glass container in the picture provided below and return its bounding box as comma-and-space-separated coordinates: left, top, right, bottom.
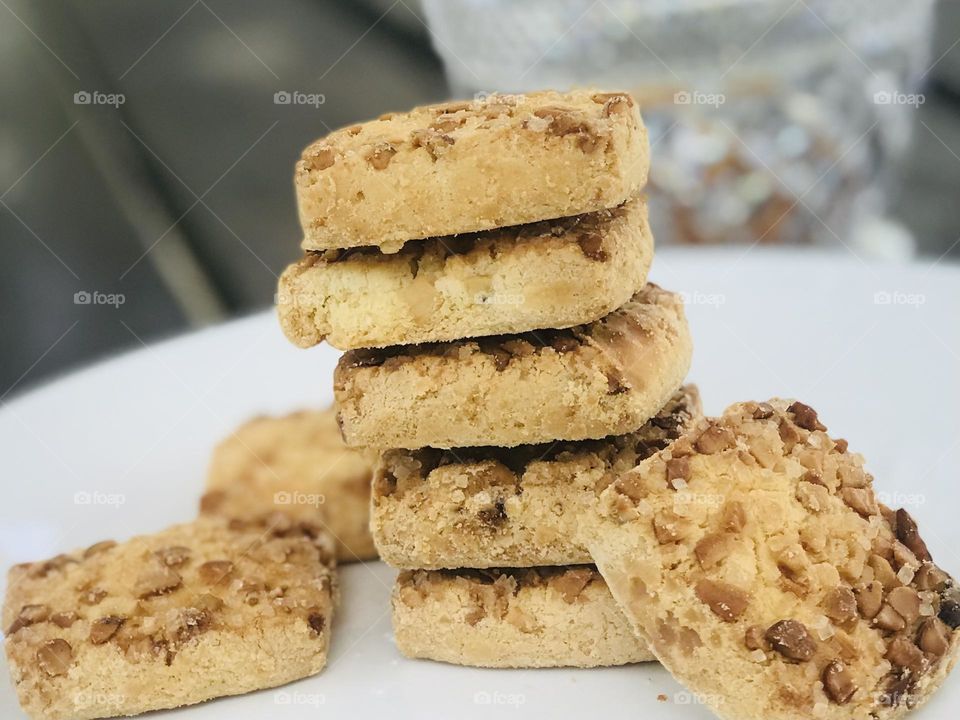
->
423, 0, 935, 249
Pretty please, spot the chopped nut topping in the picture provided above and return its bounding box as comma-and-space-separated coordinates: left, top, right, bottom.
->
765, 620, 816, 661
50, 611, 78, 628
89, 615, 125, 644
614, 472, 647, 501
550, 568, 594, 603
918, 618, 950, 656
822, 660, 857, 704
885, 637, 924, 670
874, 604, 907, 633
197, 560, 234, 585
694, 533, 732, 570
787, 401, 826, 431
79, 587, 107, 605
83, 540, 117, 558
155, 546, 191, 567
694, 579, 749, 622
7, 604, 49, 635
887, 586, 921, 625
721, 501, 746, 532
307, 613, 325, 637
694, 425, 735, 454
305, 145, 336, 171
652, 511, 687, 544
822, 587, 858, 625
869, 555, 899, 590
744, 625, 766, 651
914, 563, 948, 591
833, 438, 849, 453
895, 509, 932, 563
939, 595, 960, 629
855, 581, 883, 619
366, 142, 397, 170
665, 457, 690, 485
576, 232, 607, 261
135, 565, 183, 598
410, 128, 455, 160
752, 402, 775, 419
840, 487, 878, 518
37, 639, 73, 676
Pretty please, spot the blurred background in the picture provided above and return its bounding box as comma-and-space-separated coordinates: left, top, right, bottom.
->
2, 0, 959, 397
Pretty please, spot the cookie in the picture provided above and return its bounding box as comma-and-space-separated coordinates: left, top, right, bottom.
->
4, 515, 336, 720
335, 283, 692, 449
278, 198, 653, 349
392, 566, 652, 668
296, 90, 648, 253
200, 408, 377, 562
582, 399, 960, 720
372, 385, 700, 568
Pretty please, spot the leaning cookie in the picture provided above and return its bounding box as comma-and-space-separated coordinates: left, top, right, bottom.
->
200, 408, 377, 562
335, 283, 692, 449
581, 399, 960, 720
373, 385, 700, 568
392, 566, 653, 668
3, 515, 336, 720
295, 90, 648, 253
278, 198, 653, 349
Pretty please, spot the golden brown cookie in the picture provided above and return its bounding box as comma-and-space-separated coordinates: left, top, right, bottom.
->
4, 516, 336, 720
335, 284, 692, 449
295, 90, 648, 252
392, 566, 653, 668
201, 408, 377, 562
278, 199, 653, 349
372, 385, 700, 568
583, 399, 960, 720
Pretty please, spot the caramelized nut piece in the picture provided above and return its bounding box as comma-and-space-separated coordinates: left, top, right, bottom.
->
550, 568, 594, 604
885, 637, 924, 670
50, 611, 78, 628
822, 587, 858, 624
89, 615, 125, 644
787, 401, 826, 431
752, 402, 775, 419
914, 563, 948, 591
822, 660, 857, 704
721, 501, 746, 532
307, 613, 326, 636
841, 487, 878, 518
652, 511, 686, 544
887, 586, 921, 625
156, 546, 191, 567
744, 625, 766, 651
765, 620, 816, 661
366, 142, 397, 170
83, 540, 117, 558
895, 509, 932, 562
855, 581, 883, 619
305, 145, 336, 171
197, 560, 234, 585
918, 618, 950, 656
135, 565, 183, 598
7, 604, 50, 634
614, 472, 647, 501
695, 425, 735, 454
874, 604, 907, 633
37, 639, 73, 676
694, 579, 749, 622
665, 457, 690, 485
694, 533, 731, 570
869, 555, 899, 590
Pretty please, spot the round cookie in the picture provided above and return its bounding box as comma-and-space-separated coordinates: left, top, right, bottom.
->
200, 408, 377, 562
582, 399, 960, 720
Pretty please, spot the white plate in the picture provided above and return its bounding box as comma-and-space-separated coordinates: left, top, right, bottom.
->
2, 248, 959, 719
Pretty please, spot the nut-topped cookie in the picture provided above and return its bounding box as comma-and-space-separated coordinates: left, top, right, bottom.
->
392, 566, 653, 668
373, 385, 700, 568
278, 198, 653, 349
200, 408, 377, 562
334, 283, 692, 449
295, 90, 648, 252
4, 516, 336, 720
581, 399, 960, 720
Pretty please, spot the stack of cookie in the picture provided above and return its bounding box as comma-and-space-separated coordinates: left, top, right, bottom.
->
278, 90, 695, 667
